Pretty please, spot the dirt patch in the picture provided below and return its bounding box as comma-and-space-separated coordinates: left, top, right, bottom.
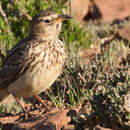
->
93, 0, 130, 22
71, 0, 130, 23
0, 109, 72, 130
69, 0, 90, 23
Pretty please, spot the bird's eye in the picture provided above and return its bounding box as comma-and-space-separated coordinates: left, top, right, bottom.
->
44, 19, 50, 23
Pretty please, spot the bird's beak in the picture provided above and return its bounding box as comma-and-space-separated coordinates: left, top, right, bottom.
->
56, 14, 72, 24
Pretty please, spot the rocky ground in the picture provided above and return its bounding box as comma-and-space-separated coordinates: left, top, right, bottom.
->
0, 0, 130, 130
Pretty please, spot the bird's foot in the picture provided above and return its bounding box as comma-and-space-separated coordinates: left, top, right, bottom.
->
18, 110, 40, 121
18, 110, 32, 121
23, 110, 32, 120
41, 102, 50, 113
33, 94, 50, 113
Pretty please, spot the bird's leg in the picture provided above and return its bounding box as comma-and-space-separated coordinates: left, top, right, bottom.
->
33, 94, 50, 112
15, 97, 31, 119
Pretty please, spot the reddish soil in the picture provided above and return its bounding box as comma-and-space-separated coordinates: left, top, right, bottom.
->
0, 108, 72, 130
94, 0, 130, 22
71, 0, 130, 23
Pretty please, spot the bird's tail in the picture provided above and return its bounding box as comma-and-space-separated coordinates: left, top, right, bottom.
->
0, 88, 9, 103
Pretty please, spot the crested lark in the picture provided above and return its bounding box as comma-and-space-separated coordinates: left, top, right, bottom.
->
0, 10, 71, 117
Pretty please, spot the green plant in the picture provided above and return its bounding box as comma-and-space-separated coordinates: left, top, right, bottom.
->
0, 0, 129, 129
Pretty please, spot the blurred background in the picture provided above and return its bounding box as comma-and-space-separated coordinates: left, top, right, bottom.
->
0, 0, 129, 130
70, 0, 130, 23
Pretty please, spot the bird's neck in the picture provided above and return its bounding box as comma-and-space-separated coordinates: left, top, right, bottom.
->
26, 34, 62, 49
27, 33, 59, 41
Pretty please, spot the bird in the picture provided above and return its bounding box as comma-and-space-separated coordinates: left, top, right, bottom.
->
0, 9, 71, 118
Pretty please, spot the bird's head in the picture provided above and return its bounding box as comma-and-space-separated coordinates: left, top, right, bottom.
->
28, 10, 71, 40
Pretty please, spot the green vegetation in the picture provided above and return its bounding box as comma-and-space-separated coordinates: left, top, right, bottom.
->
0, 0, 129, 129
50, 47, 129, 129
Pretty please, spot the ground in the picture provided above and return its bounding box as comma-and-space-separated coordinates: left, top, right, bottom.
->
0, 0, 130, 130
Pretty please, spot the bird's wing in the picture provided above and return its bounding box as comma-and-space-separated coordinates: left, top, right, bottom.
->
0, 39, 29, 88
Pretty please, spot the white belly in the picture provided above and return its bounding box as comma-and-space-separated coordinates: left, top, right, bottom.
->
8, 62, 63, 98
7, 40, 65, 98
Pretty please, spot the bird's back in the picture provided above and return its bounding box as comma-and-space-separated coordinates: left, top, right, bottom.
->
0, 9, 69, 102
0, 37, 65, 99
